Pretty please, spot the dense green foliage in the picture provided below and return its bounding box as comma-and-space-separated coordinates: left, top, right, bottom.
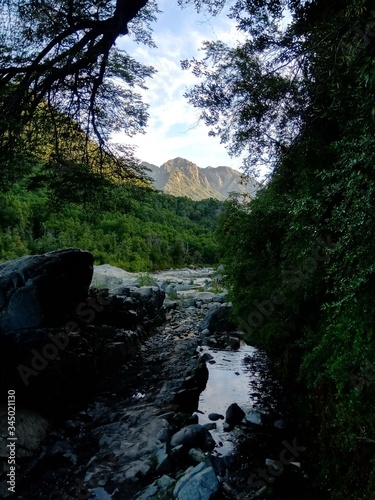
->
183, 0, 375, 498
0, 180, 221, 271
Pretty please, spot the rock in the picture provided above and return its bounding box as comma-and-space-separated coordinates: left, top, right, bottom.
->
92, 285, 165, 330
189, 447, 207, 463
156, 420, 172, 443
155, 443, 171, 473
91, 264, 145, 290
223, 422, 232, 432
212, 292, 228, 303
208, 413, 224, 421
245, 410, 263, 427
225, 403, 245, 427
198, 304, 237, 334
169, 444, 185, 464
210, 453, 237, 477
137, 475, 175, 500
173, 462, 220, 500
163, 299, 178, 311
170, 424, 215, 452
48, 440, 77, 465
201, 352, 214, 363
0, 248, 93, 332
195, 292, 215, 302
227, 336, 240, 350
203, 423, 217, 431
89, 487, 112, 500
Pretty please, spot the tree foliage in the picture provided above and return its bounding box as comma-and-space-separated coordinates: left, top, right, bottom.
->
187, 0, 375, 497
0, 0, 158, 187
0, 175, 222, 270
183, 0, 375, 176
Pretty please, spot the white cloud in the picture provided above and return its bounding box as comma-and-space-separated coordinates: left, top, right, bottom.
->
112, 1, 246, 170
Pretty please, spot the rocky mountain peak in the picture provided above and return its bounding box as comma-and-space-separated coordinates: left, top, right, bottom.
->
143, 157, 258, 201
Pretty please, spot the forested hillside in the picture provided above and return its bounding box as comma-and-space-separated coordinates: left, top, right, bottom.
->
0, 180, 221, 270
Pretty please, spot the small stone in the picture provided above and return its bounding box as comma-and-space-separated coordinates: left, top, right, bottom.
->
208, 413, 224, 421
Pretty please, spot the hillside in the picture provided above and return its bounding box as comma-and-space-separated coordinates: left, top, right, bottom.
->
0, 182, 222, 271
143, 157, 258, 201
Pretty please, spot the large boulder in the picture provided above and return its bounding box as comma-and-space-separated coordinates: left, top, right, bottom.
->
198, 303, 237, 334
0, 248, 93, 332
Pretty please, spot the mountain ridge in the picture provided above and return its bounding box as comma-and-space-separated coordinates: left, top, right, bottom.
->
143, 157, 258, 201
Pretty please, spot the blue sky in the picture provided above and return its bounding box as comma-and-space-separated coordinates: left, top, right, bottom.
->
113, 0, 245, 170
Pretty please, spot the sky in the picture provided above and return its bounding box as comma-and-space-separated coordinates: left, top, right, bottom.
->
113, 0, 246, 171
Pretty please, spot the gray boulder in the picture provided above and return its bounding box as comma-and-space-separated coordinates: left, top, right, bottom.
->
0, 248, 93, 332
173, 462, 220, 500
170, 424, 215, 452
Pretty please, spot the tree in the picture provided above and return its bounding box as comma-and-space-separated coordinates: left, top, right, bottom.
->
0, 0, 159, 187
182, 0, 375, 177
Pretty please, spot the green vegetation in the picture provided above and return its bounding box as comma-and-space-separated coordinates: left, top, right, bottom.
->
0, 179, 221, 271
182, 0, 375, 498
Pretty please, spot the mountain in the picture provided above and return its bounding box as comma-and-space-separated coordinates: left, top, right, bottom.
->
142, 157, 258, 201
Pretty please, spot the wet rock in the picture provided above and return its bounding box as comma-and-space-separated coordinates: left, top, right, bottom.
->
227, 336, 240, 350
173, 461, 220, 500
201, 352, 214, 362
225, 403, 245, 427
170, 424, 215, 452
208, 413, 224, 421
